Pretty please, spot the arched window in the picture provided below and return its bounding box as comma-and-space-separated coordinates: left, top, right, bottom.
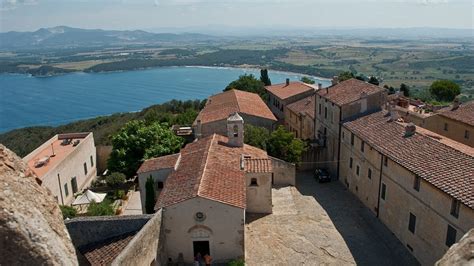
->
233, 125, 239, 137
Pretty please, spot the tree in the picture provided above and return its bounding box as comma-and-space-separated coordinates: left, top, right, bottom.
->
338, 71, 354, 81
244, 124, 271, 150
60, 205, 77, 219
267, 126, 307, 163
105, 172, 126, 188
384, 85, 396, 95
108, 120, 184, 176
145, 175, 156, 214
87, 200, 114, 216
400, 83, 410, 97
429, 80, 461, 102
300, 76, 315, 84
368, 76, 379, 85
260, 69, 271, 86
224, 74, 267, 99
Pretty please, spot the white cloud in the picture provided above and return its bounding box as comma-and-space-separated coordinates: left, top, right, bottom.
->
1, 0, 38, 11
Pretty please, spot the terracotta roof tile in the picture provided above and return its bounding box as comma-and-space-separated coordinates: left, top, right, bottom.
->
344, 111, 474, 209
286, 95, 316, 119
79, 231, 137, 266
137, 153, 180, 174
437, 101, 474, 126
194, 89, 276, 125
156, 134, 268, 209
317, 79, 384, 106
244, 158, 272, 173
265, 81, 316, 100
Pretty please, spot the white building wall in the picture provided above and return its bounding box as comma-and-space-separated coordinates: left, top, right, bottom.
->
138, 168, 173, 214
162, 197, 245, 264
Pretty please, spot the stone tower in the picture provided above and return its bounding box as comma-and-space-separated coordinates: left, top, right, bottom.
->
227, 112, 244, 147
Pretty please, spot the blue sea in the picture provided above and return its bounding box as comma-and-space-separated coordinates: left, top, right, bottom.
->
0, 66, 330, 132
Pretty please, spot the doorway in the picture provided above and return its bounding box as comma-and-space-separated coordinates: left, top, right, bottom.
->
193, 241, 210, 257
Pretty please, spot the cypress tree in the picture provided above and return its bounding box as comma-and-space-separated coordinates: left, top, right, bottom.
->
260, 69, 271, 86
145, 175, 156, 214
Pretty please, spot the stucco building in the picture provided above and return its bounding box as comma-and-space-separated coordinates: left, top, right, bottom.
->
23, 132, 97, 206
313, 78, 386, 177
193, 89, 277, 137
339, 110, 474, 265
138, 114, 294, 263
265, 79, 318, 121
423, 100, 474, 147
284, 94, 315, 140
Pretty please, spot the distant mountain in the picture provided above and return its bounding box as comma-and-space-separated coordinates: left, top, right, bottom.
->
0, 26, 218, 50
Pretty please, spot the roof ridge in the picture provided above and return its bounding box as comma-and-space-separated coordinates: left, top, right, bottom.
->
233, 89, 243, 113
196, 134, 216, 197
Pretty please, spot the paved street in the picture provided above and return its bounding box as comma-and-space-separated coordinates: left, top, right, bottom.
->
245, 171, 419, 266
122, 191, 142, 215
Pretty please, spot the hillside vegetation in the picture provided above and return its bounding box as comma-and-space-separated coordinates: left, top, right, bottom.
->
0, 99, 205, 157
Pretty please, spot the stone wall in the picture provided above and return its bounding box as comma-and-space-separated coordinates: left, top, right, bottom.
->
199, 114, 275, 138
113, 211, 163, 266
65, 215, 153, 248
270, 156, 295, 186
246, 172, 272, 213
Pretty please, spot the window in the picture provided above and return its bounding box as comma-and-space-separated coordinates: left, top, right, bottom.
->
324, 107, 327, 119
83, 162, 88, 175
444, 123, 448, 131
356, 165, 360, 176
414, 175, 421, 191
64, 183, 69, 197
349, 157, 353, 169
233, 125, 239, 137
319, 104, 322, 115
450, 199, 460, 218
381, 183, 386, 200
465, 130, 470, 139
90, 155, 94, 167
250, 178, 258, 186
383, 156, 388, 167
351, 133, 354, 146
361, 141, 365, 152
446, 225, 457, 247
71, 177, 78, 194
368, 168, 372, 179
158, 181, 164, 189
342, 131, 345, 140
408, 213, 416, 234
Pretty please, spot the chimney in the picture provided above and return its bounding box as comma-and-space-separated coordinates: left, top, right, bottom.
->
404, 123, 416, 137
452, 97, 460, 110
317, 83, 322, 90
326, 87, 329, 94
386, 103, 398, 121
331, 76, 339, 85
195, 119, 202, 139
286, 78, 290, 86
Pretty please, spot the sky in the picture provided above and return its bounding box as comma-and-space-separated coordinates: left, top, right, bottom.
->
0, 0, 473, 32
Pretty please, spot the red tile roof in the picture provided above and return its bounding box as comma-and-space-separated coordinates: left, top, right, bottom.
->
156, 134, 268, 209
194, 89, 276, 125
317, 78, 384, 106
344, 111, 474, 209
137, 153, 180, 174
244, 158, 273, 173
286, 95, 316, 119
265, 81, 316, 100
437, 101, 474, 126
80, 231, 137, 266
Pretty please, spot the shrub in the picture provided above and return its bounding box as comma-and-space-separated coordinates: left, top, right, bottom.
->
87, 199, 114, 216
106, 172, 126, 188
116, 189, 126, 200
228, 258, 245, 266
60, 205, 77, 219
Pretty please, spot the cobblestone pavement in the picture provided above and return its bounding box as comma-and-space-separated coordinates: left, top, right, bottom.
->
245, 171, 419, 266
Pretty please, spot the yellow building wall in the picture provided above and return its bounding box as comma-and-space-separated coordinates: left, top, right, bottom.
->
339, 127, 474, 266
424, 115, 474, 147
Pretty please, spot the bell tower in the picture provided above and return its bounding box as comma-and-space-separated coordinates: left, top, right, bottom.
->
227, 112, 244, 147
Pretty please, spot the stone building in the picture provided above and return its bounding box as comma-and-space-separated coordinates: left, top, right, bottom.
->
23, 132, 97, 206
265, 79, 318, 121
193, 89, 277, 137
284, 94, 315, 140
145, 113, 295, 263
314, 78, 386, 178
423, 100, 474, 147
339, 110, 474, 265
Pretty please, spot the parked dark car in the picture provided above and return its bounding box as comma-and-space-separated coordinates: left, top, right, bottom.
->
315, 168, 331, 183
